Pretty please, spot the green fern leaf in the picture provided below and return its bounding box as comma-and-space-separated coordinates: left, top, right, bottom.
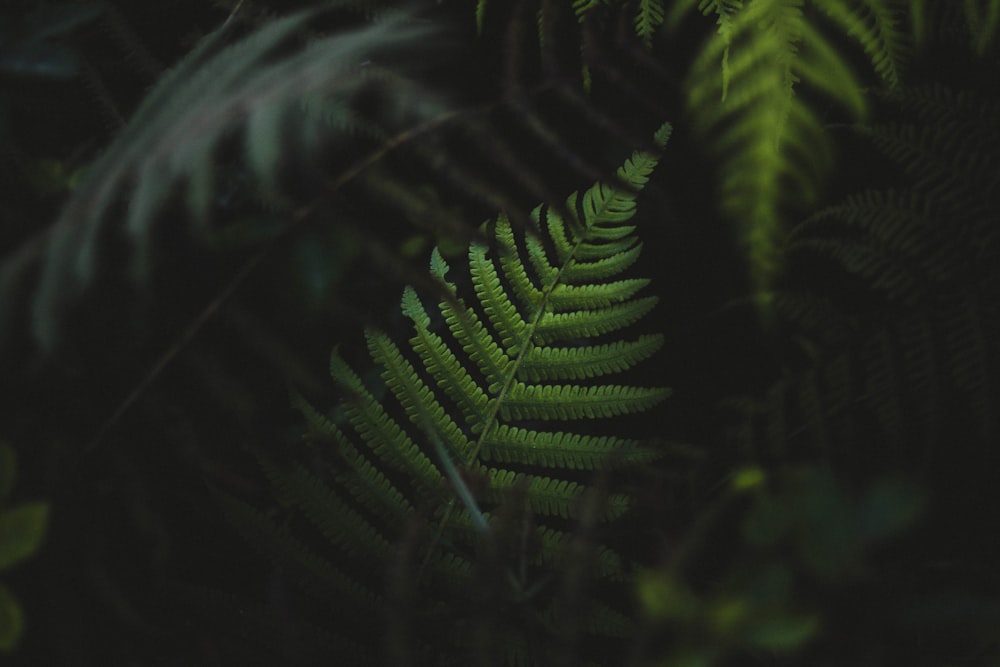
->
475, 0, 488, 33
816, 0, 910, 89
635, 0, 667, 46
244, 124, 674, 662
678, 0, 881, 293
574, 0, 609, 21
477, 425, 654, 469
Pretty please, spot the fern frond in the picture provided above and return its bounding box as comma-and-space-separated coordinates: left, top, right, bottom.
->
217, 492, 382, 610
964, 0, 1000, 52
329, 348, 450, 502
518, 334, 664, 380
535, 525, 627, 579
908, 0, 1000, 52
679, 0, 878, 292
791, 188, 963, 303
240, 125, 674, 663
259, 457, 394, 559
476, 0, 489, 33
745, 74, 1000, 464
859, 85, 1000, 209
635, 0, 667, 46
533, 295, 659, 343
480, 469, 592, 519
793, 236, 920, 303
478, 426, 653, 468
815, 0, 909, 88
500, 382, 669, 420
574, 0, 610, 21
26, 8, 439, 350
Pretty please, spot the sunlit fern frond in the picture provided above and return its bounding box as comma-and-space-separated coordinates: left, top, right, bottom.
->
223, 124, 673, 663
480, 0, 914, 293
819, 1, 911, 87
673, 0, 877, 293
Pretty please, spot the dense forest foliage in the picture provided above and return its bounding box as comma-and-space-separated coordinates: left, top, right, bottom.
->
1, 1, 998, 664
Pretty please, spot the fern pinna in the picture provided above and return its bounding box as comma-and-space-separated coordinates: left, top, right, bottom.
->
221, 124, 672, 664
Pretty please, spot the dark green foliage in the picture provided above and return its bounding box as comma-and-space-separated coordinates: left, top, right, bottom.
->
693, 47, 1000, 666
735, 81, 1000, 463
546, 0, 995, 295
11, 7, 444, 350
1, 1, 998, 665
670, 0, 882, 292
636, 467, 924, 664
516, 0, 920, 292
0, 442, 49, 654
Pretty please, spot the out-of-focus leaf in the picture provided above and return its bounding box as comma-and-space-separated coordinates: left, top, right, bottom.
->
0, 582, 24, 653
742, 494, 790, 547
0, 502, 49, 571
667, 649, 716, 667
21, 158, 85, 194
638, 571, 699, 621
710, 597, 746, 633
731, 465, 765, 492
858, 477, 924, 541
745, 564, 793, 607
19, 3, 102, 40
293, 229, 360, 307
744, 612, 819, 650
795, 470, 856, 578
0, 4, 101, 80
0, 41, 78, 79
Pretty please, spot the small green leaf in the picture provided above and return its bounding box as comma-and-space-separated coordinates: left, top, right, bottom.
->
710, 597, 747, 633
638, 571, 699, 621
731, 465, 765, 492
0, 503, 50, 571
0, 582, 24, 653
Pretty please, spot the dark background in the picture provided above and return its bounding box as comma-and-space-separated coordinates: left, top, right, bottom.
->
1, 1, 998, 664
